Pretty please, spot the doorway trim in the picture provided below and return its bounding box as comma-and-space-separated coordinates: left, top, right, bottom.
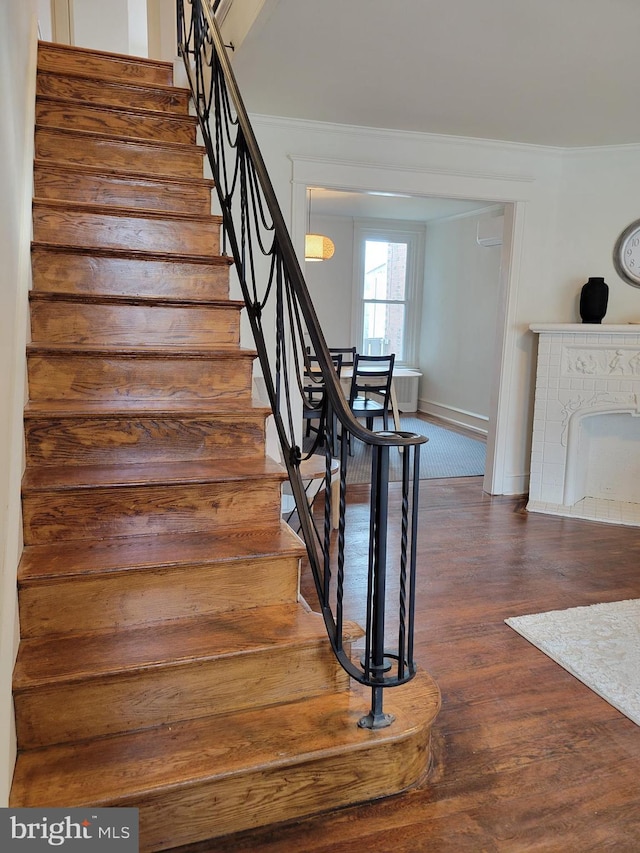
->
289, 154, 531, 495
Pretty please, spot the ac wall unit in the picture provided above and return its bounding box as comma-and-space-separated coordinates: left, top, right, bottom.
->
477, 215, 504, 247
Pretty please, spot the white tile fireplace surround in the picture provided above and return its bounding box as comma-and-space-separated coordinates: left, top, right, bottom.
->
528, 324, 640, 527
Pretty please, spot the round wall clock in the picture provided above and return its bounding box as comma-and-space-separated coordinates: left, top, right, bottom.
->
613, 219, 640, 288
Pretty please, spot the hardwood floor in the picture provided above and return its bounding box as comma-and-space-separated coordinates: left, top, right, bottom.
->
171, 477, 640, 852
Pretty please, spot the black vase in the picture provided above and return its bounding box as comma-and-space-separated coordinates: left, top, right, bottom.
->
579, 277, 609, 324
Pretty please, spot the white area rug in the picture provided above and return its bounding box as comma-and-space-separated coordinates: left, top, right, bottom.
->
505, 599, 640, 725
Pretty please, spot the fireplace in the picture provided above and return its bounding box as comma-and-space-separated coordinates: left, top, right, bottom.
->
528, 324, 640, 526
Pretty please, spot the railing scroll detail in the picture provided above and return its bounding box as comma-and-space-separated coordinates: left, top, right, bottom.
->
177, 0, 427, 727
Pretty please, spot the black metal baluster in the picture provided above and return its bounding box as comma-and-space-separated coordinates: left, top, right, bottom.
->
177, 0, 427, 725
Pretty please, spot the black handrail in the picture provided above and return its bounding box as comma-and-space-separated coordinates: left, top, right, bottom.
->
177, 0, 427, 728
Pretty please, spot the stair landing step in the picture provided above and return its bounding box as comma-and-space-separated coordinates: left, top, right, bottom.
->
22, 456, 287, 493
13, 604, 348, 691
10, 670, 440, 850
19, 524, 304, 583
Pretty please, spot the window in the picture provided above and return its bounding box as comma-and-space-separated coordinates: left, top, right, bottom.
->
353, 220, 425, 366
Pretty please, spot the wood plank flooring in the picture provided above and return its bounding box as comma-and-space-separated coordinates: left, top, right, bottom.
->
170, 476, 640, 852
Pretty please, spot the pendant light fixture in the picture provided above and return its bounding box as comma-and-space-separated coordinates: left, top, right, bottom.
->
305, 188, 335, 262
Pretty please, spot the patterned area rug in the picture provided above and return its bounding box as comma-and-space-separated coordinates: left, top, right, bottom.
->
346, 416, 486, 483
506, 599, 640, 726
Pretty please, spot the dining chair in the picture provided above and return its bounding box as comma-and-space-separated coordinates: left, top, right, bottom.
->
328, 346, 357, 368
348, 353, 395, 448
302, 353, 343, 448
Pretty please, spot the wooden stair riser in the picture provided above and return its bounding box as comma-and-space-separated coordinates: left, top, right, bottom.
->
37, 71, 190, 115
14, 641, 351, 749
27, 351, 254, 402
34, 165, 213, 215
29, 299, 241, 347
33, 203, 221, 257
38, 42, 173, 87
36, 128, 205, 179
24, 414, 267, 467
36, 98, 197, 145
22, 478, 284, 545
138, 738, 429, 852
31, 248, 232, 301
18, 554, 301, 638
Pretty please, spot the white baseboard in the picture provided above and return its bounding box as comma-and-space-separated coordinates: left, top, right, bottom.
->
499, 472, 529, 497
418, 399, 489, 436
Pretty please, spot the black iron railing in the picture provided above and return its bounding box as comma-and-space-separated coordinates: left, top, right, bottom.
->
177, 0, 427, 728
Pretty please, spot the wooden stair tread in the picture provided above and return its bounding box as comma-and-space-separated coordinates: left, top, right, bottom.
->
13, 604, 348, 690
31, 241, 233, 267
36, 92, 195, 123
36, 92, 191, 127
10, 669, 440, 808
28, 291, 243, 309
35, 124, 206, 155
18, 524, 304, 583
22, 457, 287, 492
38, 41, 173, 86
27, 343, 254, 357
37, 67, 189, 97
23, 398, 271, 417
33, 198, 222, 226
34, 159, 215, 189
38, 42, 172, 67
36, 100, 196, 147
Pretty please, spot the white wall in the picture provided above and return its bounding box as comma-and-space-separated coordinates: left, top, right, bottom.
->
72, 0, 148, 56
147, 0, 177, 61
419, 209, 503, 432
0, 0, 39, 807
37, 0, 52, 39
554, 146, 640, 324
303, 214, 354, 349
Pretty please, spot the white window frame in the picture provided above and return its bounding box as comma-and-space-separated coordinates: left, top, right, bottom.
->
351, 218, 425, 368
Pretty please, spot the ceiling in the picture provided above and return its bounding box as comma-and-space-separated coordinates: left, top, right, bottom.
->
306, 188, 497, 222
228, 0, 640, 149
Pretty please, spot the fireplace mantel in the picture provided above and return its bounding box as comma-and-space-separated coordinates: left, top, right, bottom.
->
530, 323, 640, 334
528, 323, 640, 527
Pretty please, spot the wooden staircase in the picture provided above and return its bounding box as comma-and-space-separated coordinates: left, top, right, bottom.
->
9, 41, 440, 851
